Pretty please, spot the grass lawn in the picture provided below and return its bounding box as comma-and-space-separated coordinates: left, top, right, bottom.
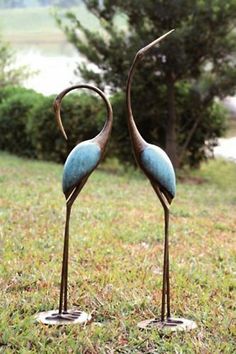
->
0, 5, 95, 55
0, 153, 235, 353
0, 5, 126, 49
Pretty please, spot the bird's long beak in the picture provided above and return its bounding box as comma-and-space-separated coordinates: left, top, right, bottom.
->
53, 98, 68, 141
138, 29, 175, 56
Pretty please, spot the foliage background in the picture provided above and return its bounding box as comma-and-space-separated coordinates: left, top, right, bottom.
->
0, 2, 235, 352
56, 0, 236, 167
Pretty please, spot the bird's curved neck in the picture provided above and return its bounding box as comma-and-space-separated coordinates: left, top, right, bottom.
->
54, 84, 113, 153
126, 55, 148, 152
93, 91, 113, 152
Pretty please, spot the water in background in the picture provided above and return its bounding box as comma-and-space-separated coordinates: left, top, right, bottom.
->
0, 4, 100, 95
1, 5, 236, 160
16, 48, 79, 95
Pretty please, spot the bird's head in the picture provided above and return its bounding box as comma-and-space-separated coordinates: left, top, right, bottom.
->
136, 29, 175, 60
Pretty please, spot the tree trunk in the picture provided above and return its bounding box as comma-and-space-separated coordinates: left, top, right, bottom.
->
165, 78, 179, 169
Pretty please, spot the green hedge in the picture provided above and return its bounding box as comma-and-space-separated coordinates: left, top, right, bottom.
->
28, 91, 106, 162
0, 85, 226, 168
0, 86, 42, 157
0, 86, 106, 163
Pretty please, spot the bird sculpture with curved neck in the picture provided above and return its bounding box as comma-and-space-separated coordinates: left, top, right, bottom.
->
36, 84, 113, 325
126, 30, 197, 331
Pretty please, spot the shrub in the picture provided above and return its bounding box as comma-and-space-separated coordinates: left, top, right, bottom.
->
109, 86, 226, 168
0, 84, 226, 168
0, 86, 43, 157
28, 90, 106, 163
0, 86, 109, 163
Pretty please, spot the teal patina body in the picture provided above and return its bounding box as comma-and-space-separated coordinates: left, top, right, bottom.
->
40, 84, 113, 324
62, 141, 101, 195
124, 32, 197, 329
140, 145, 176, 198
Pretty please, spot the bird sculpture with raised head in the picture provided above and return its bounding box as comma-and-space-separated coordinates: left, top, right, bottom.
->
36, 84, 113, 325
126, 30, 197, 331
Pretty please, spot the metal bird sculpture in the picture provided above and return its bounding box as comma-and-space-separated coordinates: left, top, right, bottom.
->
36, 84, 113, 325
126, 30, 197, 331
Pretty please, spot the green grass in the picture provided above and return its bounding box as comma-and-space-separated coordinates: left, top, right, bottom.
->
0, 153, 235, 353
0, 5, 97, 54
0, 7, 59, 35
0, 5, 100, 35
0, 5, 126, 55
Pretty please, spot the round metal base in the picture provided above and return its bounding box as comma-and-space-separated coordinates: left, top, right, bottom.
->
35, 309, 92, 325
137, 317, 197, 332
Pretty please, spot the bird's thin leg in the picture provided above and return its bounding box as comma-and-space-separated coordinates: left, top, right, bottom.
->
164, 207, 171, 319
151, 184, 170, 322
59, 204, 72, 314
161, 232, 167, 322
61, 185, 82, 313
161, 208, 168, 322
160, 205, 170, 322
63, 203, 72, 312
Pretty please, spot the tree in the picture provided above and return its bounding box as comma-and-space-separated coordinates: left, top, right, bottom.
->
57, 0, 236, 168
0, 38, 30, 88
